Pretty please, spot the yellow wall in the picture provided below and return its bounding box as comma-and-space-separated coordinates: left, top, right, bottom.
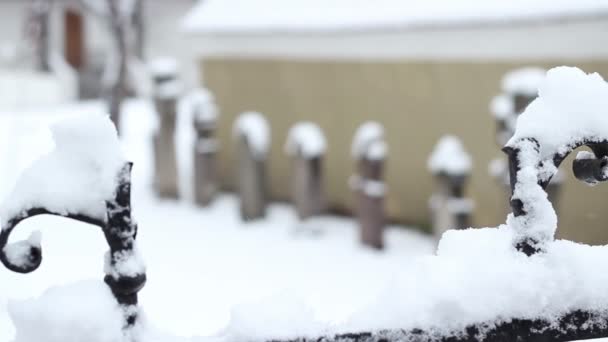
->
202, 58, 608, 245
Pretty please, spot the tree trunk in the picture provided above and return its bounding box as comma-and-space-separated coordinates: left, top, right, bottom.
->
106, 0, 130, 132
29, 0, 52, 72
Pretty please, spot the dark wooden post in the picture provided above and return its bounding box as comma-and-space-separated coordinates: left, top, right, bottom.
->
150, 58, 180, 199
285, 122, 326, 222
191, 90, 219, 206
428, 136, 474, 240
233, 112, 269, 221
350, 122, 387, 249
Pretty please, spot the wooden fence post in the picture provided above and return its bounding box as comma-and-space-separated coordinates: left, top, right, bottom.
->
350, 122, 387, 249
285, 122, 326, 223
428, 135, 474, 240
233, 112, 270, 221
149, 58, 181, 199
187, 89, 219, 206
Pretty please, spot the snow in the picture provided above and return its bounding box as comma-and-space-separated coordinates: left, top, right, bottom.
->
182, 0, 608, 34
285, 122, 327, 158
489, 94, 514, 120
181, 88, 218, 124
232, 111, 270, 159
508, 66, 608, 160
9, 280, 125, 342
428, 135, 472, 176
351, 121, 387, 161
501, 67, 546, 96
0, 114, 125, 226
0, 69, 76, 109
2, 232, 41, 270
446, 198, 475, 214
148, 57, 179, 79
155, 79, 182, 100
104, 247, 145, 279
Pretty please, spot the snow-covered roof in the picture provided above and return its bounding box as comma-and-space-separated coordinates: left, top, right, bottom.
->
182, 0, 608, 34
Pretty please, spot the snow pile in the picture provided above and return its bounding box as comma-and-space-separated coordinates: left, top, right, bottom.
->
182, 0, 608, 34
508, 67, 608, 160
181, 88, 218, 124
0, 114, 125, 225
9, 280, 125, 342
351, 121, 388, 161
427, 135, 472, 176
220, 292, 327, 341
148, 57, 179, 79
233, 111, 270, 159
285, 122, 327, 158
501, 67, 546, 96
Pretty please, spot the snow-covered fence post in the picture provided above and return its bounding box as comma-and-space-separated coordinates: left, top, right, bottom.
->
187, 89, 219, 206
0, 115, 146, 333
233, 112, 270, 221
285, 122, 327, 223
490, 67, 563, 214
150, 57, 181, 199
428, 136, 474, 239
350, 122, 387, 249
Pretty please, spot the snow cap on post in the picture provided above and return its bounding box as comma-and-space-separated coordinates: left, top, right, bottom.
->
181, 88, 218, 125
428, 135, 472, 177
351, 121, 388, 161
148, 56, 179, 80
285, 122, 327, 158
233, 111, 271, 160
501, 67, 546, 97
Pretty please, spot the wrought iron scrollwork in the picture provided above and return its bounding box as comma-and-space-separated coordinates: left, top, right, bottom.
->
0, 162, 146, 327
503, 136, 608, 255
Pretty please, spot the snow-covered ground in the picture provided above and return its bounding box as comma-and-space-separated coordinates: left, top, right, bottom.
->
0, 100, 434, 341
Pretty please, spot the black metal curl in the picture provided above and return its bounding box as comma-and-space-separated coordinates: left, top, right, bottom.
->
502, 137, 608, 255
0, 162, 146, 328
